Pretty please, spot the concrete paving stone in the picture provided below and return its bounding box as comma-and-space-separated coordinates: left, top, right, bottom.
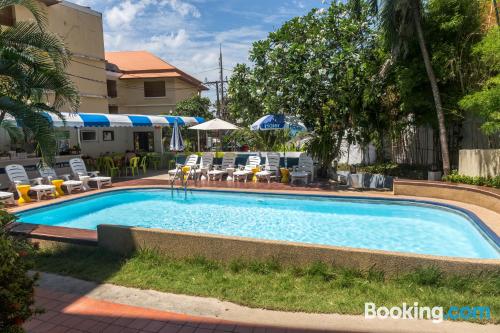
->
158, 324, 183, 333
194, 328, 214, 333
113, 316, 137, 327
23, 318, 44, 331
128, 318, 154, 330
60, 315, 86, 328
143, 319, 169, 332
76, 319, 102, 332
177, 325, 198, 333
31, 321, 57, 333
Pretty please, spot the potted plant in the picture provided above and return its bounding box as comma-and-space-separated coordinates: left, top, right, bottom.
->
70, 144, 81, 155
428, 164, 442, 181
15, 148, 27, 159
0, 151, 9, 161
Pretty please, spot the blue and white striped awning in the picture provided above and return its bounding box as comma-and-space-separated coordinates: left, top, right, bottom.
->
5, 112, 204, 128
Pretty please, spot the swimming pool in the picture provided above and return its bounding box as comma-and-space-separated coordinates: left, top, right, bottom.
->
17, 189, 500, 259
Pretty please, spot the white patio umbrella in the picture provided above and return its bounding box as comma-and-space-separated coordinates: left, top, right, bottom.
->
189, 118, 239, 151
170, 119, 185, 165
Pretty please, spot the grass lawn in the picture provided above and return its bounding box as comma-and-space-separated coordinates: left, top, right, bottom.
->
33, 246, 500, 323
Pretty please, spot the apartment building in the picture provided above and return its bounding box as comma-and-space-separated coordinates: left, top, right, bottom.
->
105, 51, 207, 115
1, 1, 205, 115
2, 0, 108, 113
0, 0, 206, 163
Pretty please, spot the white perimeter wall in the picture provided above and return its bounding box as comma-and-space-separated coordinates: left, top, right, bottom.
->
338, 140, 377, 165
459, 149, 500, 177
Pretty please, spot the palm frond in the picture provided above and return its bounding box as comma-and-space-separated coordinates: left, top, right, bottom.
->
0, 21, 71, 68
0, 96, 56, 165
379, 0, 416, 58
0, 22, 79, 111
0, 117, 22, 143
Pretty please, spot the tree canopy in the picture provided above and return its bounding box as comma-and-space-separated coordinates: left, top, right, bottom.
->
229, 1, 383, 172
459, 27, 500, 137
227, 0, 497, 174
174, 95, 214, 121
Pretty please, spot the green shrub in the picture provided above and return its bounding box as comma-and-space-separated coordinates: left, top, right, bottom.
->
442, 170, 500, 189
0, 209, 39, 333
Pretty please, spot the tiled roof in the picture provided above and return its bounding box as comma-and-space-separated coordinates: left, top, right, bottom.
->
105, 51, 207, 90
105, 51, 175, 72
119, 72, 180, 79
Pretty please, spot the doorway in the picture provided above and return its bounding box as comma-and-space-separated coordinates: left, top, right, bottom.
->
133, 131, 154, 152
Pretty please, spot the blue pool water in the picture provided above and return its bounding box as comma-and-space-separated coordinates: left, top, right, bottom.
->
17, 189, 500, 259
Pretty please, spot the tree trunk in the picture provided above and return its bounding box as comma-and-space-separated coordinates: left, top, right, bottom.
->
411, 1, 451, 176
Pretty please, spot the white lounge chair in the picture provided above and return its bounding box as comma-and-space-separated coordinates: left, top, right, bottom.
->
234, 156, 262, 182
0, 188, 15, 205
256, 153, 280, 183
290, 153, 314, 185
168, 154, 199, 180
69, 158, 112, 190
5, 164, 56, 201
195, 152, 214, 180
38, 165, 83, 194
208, 152, 236, 181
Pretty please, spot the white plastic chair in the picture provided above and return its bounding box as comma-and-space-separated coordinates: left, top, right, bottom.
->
168, 154, 199, 180
195, 152, 214, 180
38, 165, 83, 194
208, 153, 236, 181
6, 164, 56, 201
290, 153, 314, 185
256, 153, 280, 183
234, 155, 261, 182
0, 185, 15, 205
70, 158, 112, 190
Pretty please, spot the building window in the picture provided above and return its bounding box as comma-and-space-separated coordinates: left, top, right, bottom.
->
108, 105, 118, 114
107, 80, 117, 98
80, 130, 97, 142
103, 130, 114, 141
0, 6, 14, 26
144, 81, 165, 98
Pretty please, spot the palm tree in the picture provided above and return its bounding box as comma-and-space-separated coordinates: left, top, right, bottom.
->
0, 0, 79, 165
375, 0, 450, 175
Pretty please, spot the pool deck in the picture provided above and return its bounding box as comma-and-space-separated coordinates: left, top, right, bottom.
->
8, 176, 500, 244
10, 176, 500, 332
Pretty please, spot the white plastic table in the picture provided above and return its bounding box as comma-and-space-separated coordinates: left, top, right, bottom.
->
79, 175, 91, 191
226, 168, 235, 182
290, 171, 309, 185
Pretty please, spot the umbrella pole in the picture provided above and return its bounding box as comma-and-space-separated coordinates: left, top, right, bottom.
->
217, 130, 221, 155
197, 130, 200, 152
283, 129, 287, 168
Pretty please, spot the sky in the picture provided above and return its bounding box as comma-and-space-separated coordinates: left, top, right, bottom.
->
72, 0, 325, 99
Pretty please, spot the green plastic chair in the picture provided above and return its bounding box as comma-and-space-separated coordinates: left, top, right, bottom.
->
96, 157, 106, 173
148, 153, 160, 170
103, 156, 120, 177
139, 156, 148, 174
125, 156, 140, 177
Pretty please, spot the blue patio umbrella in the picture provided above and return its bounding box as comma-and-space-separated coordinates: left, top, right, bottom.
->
251, 114, 306, 133
250, 114, 307, 167
170, 119, 185, 165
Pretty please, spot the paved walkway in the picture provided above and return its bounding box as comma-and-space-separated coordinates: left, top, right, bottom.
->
23, 272, 498, 333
